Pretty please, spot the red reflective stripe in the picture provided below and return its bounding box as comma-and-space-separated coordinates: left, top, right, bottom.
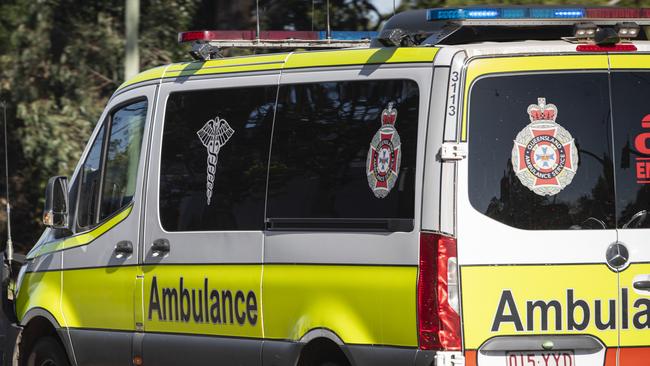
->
604, 348, 617, 366
576, 44, 637, 52
619, 347, 650, 365
465, 350, 478, 366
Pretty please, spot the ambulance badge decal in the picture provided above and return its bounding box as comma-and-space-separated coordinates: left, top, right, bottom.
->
511, 98, 579, 196
366, 102, 402, 198
197, 116, 235, 205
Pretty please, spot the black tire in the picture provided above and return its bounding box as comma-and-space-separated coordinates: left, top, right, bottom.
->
26, 337, 70, 366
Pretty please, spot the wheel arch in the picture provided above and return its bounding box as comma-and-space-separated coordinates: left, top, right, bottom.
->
17, 308, 74, 366
297, 328, 352, 366
19, 307, 61, 328
299, 328, 345, 346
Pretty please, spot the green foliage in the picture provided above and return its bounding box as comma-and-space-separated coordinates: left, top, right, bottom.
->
0, 0, 195, 252
257, 0, 384, 31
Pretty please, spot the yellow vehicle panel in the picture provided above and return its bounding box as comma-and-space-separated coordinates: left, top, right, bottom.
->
263, 265, 417, 346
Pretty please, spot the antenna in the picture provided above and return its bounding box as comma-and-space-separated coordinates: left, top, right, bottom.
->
312, 0, 315, 31
326, 0, 331, 40
1, 101, 12, 265
255, 0, 261, 41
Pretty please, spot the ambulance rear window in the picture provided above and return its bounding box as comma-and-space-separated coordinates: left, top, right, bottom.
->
467, 72, 616, 230
266, 79, 419, 230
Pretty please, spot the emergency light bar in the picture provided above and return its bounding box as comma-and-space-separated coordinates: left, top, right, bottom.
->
178, 30, 376, 47
178, 30, 377, 43
178, 30, 376, 60
426, 7, 650, 21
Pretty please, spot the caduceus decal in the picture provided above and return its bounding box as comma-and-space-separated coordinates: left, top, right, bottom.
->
196, 116, 235, 205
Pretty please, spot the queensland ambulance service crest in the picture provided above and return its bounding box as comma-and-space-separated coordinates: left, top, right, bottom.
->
366, 102, 402, 198
511, 98, 579, 196
197, 116, 235, 205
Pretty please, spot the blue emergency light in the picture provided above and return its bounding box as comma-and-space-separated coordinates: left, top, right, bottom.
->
318, 31, 377, 40
426, 7, 586, 21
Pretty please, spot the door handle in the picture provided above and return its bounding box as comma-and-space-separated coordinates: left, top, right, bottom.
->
151, 238, 170, 257
633, 280, 650, 291
114, 241, 133, 257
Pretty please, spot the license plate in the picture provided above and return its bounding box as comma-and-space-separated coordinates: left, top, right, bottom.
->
506, 351, 575, 366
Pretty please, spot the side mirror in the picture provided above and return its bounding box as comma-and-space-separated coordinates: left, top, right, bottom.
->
43, 176, 69, 229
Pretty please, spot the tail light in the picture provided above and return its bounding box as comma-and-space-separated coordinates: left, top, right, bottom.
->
418, 232, 461, 350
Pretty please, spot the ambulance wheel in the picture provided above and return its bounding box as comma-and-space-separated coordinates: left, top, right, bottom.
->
26, 337, 70, 366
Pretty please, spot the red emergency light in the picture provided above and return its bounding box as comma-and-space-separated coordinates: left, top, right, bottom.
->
585, 8, 650, 18
178, 30, 376, 43
576, 44, 638, 52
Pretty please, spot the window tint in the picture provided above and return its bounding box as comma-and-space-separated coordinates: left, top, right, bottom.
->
159, 86, 276, 231
77, 125, 105, 228
611, 72, 650, 229
468, 73, 615, 230
266, 80, 419, 224
100, 100, 147, 220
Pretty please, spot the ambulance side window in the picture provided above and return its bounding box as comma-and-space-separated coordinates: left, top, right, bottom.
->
266, 79, 419, 225
77, 125, 106, 228
611, 72, 650, 229
467, 73, 616, 230
99, 100, 147, 220
158, 86, 276, 231
76, 99, 148, 229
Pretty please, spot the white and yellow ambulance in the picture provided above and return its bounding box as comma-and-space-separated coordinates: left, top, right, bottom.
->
3, 6, 650, 366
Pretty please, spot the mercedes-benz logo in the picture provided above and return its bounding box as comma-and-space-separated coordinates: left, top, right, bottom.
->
606, 242, 629, 271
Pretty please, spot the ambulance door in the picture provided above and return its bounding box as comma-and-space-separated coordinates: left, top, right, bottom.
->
609, 57, 650, 364
61, 85, 155, 365
140, 74, 278, 365
457, 56, 620, 366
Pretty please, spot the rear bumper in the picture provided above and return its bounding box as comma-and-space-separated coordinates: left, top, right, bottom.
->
264, 340, 466, 366
346, 346, 464, 366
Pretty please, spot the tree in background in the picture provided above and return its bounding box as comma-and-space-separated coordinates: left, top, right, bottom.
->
0, 0, 194, 253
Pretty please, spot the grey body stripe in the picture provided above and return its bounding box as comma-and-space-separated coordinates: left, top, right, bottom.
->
64, 327, 429, 366
67, 328, 133, 366
143, 332, 261, 366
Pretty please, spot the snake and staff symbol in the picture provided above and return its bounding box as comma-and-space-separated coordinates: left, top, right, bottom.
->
196, 116, 235, 205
